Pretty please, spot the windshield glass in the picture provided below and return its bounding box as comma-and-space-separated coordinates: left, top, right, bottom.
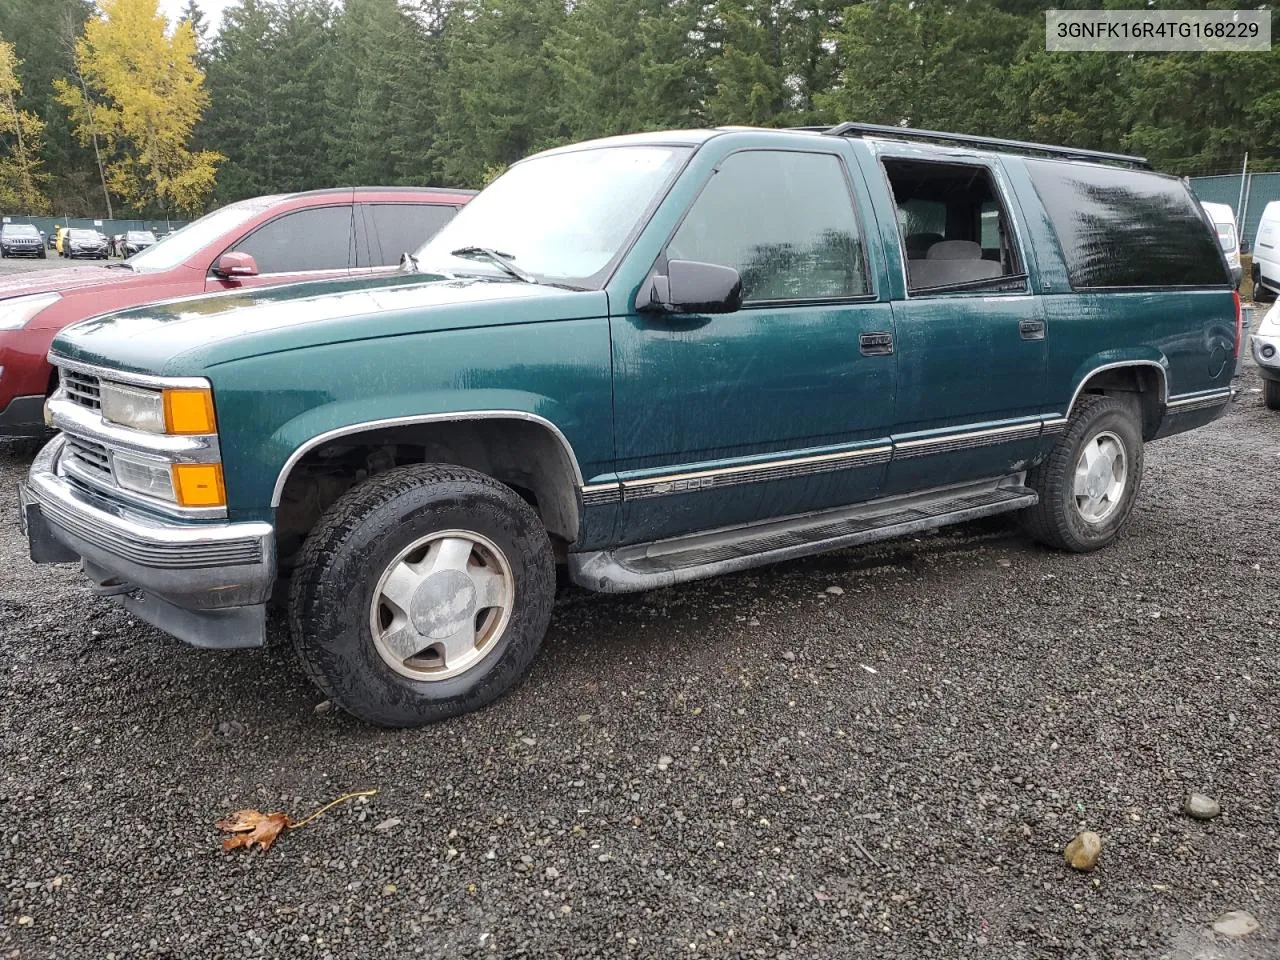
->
415, 145, 691, 288
3, 224, 38, 236
69, 230, 101, 241
127, 197, 281, 272
127, 231, 156, 242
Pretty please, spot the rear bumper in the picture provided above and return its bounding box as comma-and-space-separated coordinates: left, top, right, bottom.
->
21, 436, 274, 648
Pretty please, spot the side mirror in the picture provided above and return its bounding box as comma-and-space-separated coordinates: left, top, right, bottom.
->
638, 259, 743, 315
213, 251, 259, 279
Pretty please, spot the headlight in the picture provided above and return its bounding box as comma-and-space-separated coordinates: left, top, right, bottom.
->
0, 292, 60, 331
111, 452, 225, 508
99, 381, 217, 435
112, 451, 176, 500
100, 382, 166, 433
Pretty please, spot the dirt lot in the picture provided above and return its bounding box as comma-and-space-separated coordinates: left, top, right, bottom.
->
1, 302, 1277, 958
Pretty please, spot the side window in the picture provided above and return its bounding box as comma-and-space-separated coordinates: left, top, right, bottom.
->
231, 205, 354, 274
364, 203, 458, 267
1025, 159, 1227, 288
883, 158, 1025, 294
666, 150, 868, 302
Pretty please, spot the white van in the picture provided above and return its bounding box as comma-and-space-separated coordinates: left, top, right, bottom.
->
1252, 200, 1280, 301
1200, 201, 1241, 290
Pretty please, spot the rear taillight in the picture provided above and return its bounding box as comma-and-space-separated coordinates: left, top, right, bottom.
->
1234, 290, 1243, 359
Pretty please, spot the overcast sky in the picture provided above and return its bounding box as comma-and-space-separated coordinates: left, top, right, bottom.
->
157, 0, 237, 33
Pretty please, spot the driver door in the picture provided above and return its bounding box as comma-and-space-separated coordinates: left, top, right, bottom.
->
609, 147, 897, 544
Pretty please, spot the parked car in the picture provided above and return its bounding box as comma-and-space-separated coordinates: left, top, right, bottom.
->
123, 230, 157, 256
1250, 301, 1280, 407
1200, 201, 1241, 288
20, 125, 1236, 727
0, 186, 473, 437
44, 230, 55, 250
0, 223, 47, 259
1252, 201, 1280, 302
62, 229, 110, 260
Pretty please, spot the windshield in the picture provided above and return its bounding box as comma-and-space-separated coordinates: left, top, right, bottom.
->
127, 231, 156, 242
70, 230, 101, 241
415, 145, 691, 288
127, 197, 281, 272
3, 224, 38, 236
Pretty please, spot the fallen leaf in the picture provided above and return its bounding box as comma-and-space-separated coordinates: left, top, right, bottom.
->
215, 789, 377, 853
219, 811, 289, 852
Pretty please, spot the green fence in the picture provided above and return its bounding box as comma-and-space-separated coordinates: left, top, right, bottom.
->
1, 214, 189, 238
1189, 173, 1280, 247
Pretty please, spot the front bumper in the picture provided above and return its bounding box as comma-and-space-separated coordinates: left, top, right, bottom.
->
2, 244, 43, 256
1250, 333, 1280, 380
21, 436, 275, 648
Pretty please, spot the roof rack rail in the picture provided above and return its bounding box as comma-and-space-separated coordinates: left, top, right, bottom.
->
815, 122, 1151, 170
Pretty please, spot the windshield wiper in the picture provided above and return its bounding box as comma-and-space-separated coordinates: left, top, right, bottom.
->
450, 246, 536, 284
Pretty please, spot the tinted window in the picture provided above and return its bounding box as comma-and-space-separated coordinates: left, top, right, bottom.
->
1025, 159, 1227, 288
666, 151, 867, 302
364, 203, 457, 267
231, 205, 354, 274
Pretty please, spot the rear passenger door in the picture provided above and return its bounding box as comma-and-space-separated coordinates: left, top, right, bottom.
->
356, 202, 460, 275
610, 146, 897, 544
206, 203, 356, 292
866, 153, 1049, 496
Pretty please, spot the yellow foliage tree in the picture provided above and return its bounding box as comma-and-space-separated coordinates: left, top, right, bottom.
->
0, 35, 50, 213
55, 0, 221, 215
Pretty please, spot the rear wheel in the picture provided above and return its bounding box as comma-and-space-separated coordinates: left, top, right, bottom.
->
1020, 395, 1144, 553
1265, 380, 1280, 411
1255, 276, 1276, 303
289, 464, 556, 727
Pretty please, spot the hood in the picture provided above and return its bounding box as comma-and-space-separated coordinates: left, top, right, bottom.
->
0, 265, 122, 298
50, 271, 611, 377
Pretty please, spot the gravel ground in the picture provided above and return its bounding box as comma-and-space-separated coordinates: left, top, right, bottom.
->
0, 254, 109, 275
2, 347, 1278, 958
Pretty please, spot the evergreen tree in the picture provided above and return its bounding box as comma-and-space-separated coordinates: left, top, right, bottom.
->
431, 0, 566, 187
549, 0, 707, 139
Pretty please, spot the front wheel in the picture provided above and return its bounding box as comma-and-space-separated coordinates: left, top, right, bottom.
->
1020, 395, 1144, 553
289, 464, 556, 727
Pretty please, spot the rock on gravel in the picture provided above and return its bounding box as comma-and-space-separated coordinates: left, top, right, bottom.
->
1213, 910, 1260, 938
1183, 791, 1222, 820
1064, 830, 1103, 871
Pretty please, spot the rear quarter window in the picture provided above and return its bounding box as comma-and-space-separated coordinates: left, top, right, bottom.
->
1025, 159, 1228, 289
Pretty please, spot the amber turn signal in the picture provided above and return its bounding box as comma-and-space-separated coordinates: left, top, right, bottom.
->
172, 463, 226, 508
163, 388, 217, 435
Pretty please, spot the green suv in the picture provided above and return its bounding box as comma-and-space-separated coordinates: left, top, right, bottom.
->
20, 124, 1239, 726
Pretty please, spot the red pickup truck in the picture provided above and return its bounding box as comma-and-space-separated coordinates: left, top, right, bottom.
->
0, 186, 473, 437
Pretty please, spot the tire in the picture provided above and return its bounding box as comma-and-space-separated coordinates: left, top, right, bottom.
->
1266, 380, 1280, 411
289, 463, 556, 727
1255, 277, 1276, 304
1020, 395, 1144, 553
38, 250, 45, 259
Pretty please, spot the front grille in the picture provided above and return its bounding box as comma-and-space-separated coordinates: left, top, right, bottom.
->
66, 435, 112, 479
61, 370, 102, 410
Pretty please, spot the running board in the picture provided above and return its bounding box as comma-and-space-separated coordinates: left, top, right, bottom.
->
569, 478, 1037, 593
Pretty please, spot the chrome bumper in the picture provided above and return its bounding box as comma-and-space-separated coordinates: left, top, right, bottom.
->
21, 436, 274, 648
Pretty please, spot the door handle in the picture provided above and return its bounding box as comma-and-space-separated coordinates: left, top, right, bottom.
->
860, 331, 894, 356
1018, 318, 1046, 340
